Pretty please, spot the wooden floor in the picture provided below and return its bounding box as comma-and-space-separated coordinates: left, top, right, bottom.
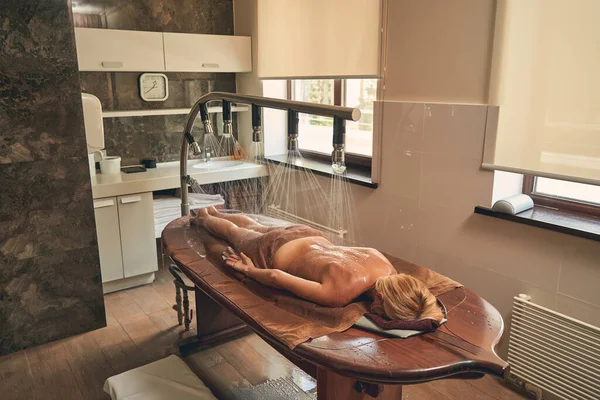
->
0, 266, 531, 400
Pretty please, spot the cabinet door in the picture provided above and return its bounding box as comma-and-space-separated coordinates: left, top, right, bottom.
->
117, 193, 158, 278
75, 28, 165, 72
93, 198, 124, 283
163, 32, 251, 72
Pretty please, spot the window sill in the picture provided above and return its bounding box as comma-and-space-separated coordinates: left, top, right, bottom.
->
474, 205, 600, 243
263, 154, 378, 188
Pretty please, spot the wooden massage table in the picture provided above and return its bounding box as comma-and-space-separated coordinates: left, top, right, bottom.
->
162, 216, 509, 399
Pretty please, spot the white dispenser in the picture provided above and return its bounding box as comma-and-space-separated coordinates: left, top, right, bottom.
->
81, 93, 105, 177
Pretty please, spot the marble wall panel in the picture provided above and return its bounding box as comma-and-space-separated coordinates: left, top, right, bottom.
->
0, 58, 88, 163
0, 246, 105, 355
0, 157, 97, 263
74, 0, 234, 35
0, 0, 79, 59
0, 0, 104, 356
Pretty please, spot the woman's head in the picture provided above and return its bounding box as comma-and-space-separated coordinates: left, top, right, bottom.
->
370, 274, 443, 322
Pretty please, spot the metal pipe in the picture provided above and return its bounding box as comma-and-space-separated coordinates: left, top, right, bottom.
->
181, 92, 361, 216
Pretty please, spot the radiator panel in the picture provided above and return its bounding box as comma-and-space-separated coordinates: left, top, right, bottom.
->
508, 295, 600, 400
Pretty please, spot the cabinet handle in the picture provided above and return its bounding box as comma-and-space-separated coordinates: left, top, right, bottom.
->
93, 199, 115, 209
102, 61, 123, 68
120, 195, 142, 204
202, 63, 219, 68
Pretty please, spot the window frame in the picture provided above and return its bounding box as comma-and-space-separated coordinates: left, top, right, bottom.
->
522, 175, 600, 218
286, 79, 374, 169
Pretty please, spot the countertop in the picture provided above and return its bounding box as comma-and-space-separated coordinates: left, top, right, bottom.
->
91, 160, 268, 199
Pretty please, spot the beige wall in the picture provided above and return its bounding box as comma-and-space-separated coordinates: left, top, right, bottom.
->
234, 0, 263, 150
346, 102, 600, 357
234, 0, 600, 358
383, 0, 496, 104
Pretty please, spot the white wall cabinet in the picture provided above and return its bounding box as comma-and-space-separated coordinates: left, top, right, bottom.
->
74, 28, 251, 73
93, 192, 158, 292
163, 33, 252, 72
75, 28, 165, 72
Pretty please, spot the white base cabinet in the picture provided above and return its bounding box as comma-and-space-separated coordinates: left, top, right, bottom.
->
93, 192, 158, 293
93, 197, 124, 282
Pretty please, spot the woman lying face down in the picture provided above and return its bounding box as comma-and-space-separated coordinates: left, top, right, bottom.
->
193, 207, 443, 323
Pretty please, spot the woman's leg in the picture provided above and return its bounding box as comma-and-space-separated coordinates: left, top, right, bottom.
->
206, 206, 277, 233
194, 208, 260, 248
207, 206, 258, 227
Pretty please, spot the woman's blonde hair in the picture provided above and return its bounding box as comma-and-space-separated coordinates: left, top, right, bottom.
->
371, 274, 443, 322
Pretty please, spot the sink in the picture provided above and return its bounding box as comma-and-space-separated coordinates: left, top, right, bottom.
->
192, 160, 244, 170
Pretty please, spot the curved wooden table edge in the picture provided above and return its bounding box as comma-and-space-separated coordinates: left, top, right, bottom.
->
163, 218, 509, 385
169, 255, 509, 384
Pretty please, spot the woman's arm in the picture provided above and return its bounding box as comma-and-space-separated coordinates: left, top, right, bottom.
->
223, 248, 348, 307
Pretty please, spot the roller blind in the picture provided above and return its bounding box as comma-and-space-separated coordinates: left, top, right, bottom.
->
257, 0, 382, 79
484, 0, 600, 186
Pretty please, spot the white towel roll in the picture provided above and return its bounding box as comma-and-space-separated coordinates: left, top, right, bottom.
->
492, 194, 534, 215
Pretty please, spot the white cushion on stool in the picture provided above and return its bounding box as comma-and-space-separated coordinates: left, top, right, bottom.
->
103, 355, 217, 400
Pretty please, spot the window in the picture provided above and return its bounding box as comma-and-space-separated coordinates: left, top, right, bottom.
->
523, 176, 600, 217
289, 78, 378, 159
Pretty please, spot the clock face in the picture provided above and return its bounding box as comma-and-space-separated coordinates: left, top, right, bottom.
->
139, 73, 169, 101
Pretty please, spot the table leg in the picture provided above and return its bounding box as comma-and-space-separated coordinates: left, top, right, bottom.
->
316, 368, 402, 400
178, 286, 251, 355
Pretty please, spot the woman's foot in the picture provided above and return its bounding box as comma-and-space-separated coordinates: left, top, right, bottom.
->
191, 208, 209, 226
207, 206, 220, 216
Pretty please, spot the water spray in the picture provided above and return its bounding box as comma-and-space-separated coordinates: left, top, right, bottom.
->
199, 103, 215, 160
219, 100, 244, 159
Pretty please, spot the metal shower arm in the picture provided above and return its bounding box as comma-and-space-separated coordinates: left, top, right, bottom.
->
184, 92, 360, 135
180, 92, 361, 216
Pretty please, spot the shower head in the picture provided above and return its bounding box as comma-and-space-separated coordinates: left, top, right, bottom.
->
332, 117, 346, 174
184, 132, 202, 156
222, 100, 233, 137
190, 141, 202, 156
252, 104, 262, 143
287, 110, 299, 152
199, 102, 214, 136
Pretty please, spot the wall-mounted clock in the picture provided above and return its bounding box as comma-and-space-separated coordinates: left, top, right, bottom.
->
139, 73, 169, 102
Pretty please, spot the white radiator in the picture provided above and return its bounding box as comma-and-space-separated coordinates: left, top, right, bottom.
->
508, 294, 600, 400
266, 205, 347, 238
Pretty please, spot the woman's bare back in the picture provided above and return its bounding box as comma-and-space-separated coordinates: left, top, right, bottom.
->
273, 236, 396, 301
195, 207, 397, 307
